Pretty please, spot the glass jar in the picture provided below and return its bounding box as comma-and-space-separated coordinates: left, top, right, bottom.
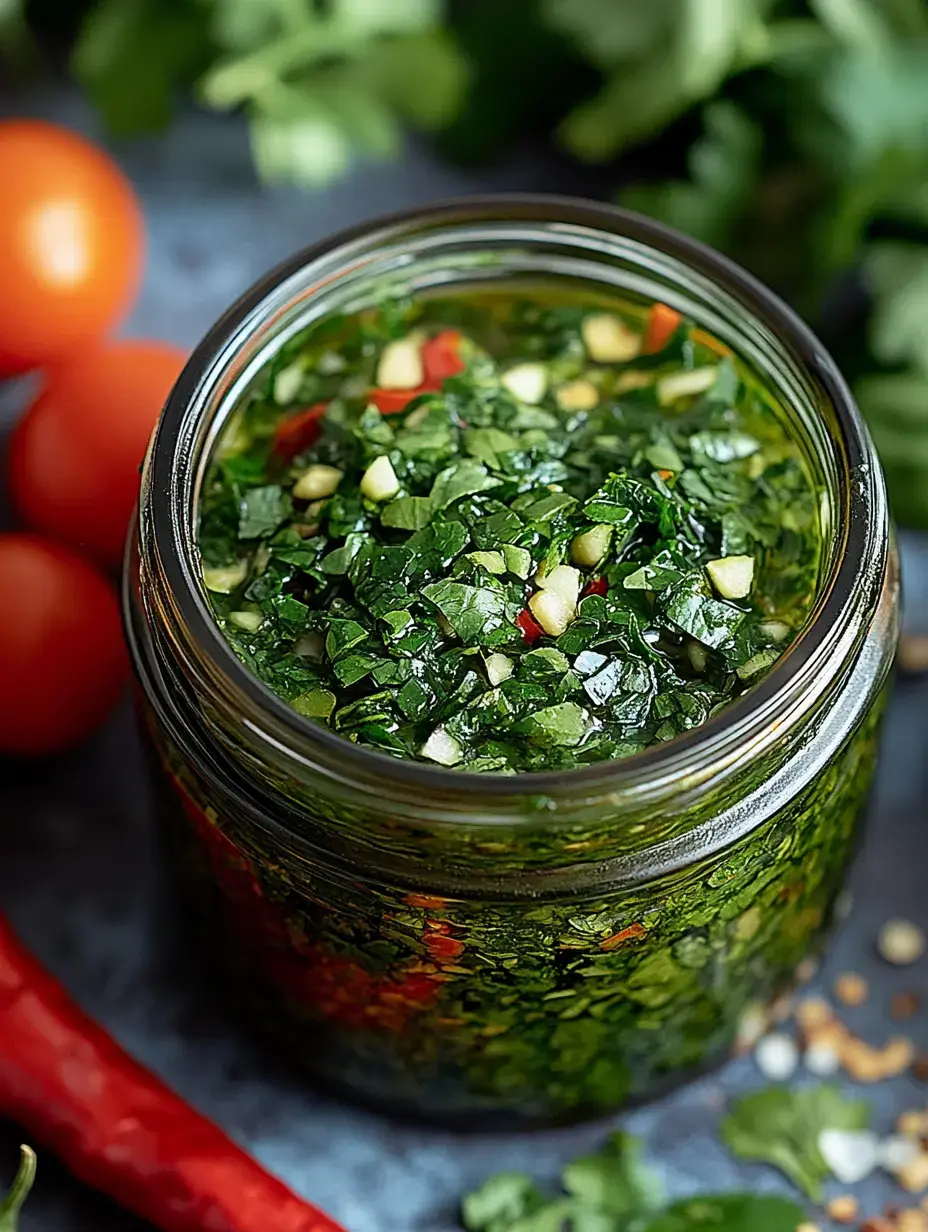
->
125, 196, 898, 1127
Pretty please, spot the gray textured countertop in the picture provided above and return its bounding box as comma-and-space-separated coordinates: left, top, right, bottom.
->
1, 87, 926, 1232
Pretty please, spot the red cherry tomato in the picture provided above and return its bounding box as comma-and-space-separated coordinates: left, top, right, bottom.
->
8, 339, 187, 566
0, 535, 128, 756
0, 120, 144, 375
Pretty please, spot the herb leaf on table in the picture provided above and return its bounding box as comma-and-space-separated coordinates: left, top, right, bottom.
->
721, 1084, 870, 1200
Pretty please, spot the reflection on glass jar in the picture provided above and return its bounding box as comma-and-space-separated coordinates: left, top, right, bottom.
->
125, 198, 898, 1127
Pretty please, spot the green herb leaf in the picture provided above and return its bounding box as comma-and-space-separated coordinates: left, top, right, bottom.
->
562, 1130, 663, 1217
640, 1193, 806, 1232
238, 485, 291, 539
722, 1085, 870, 1200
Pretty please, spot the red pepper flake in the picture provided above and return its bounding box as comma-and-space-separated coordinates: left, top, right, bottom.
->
421, 329, 464, 384
516, 607, 544, 644
271, 402, 328, 461
601, 922, 648, 951
369, 388, 420, 414
643, 302, 682, 354
423, 933, 465, 962
425, 918, 451, 934
892, 991, 921, 1020
404, 892, 448, 910
582, 576, 608, 598
369, 330, 464, 414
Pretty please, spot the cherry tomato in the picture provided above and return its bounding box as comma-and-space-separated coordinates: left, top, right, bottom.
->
0, 535, 128, 756
8, 339, 187, 566
0, 120, 144, 375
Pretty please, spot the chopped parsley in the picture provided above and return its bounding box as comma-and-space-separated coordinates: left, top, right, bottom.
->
198, 294, 823, 772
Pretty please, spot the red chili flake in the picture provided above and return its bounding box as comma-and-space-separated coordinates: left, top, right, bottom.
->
369, 388, 420, 414
891, 991, 921, 1020
404, 893, 449, 910
423, 933, 465, 962
369, 331, 464, 414
656, 469, 674, 481
516, 607, 544, 644
643, 302, 682, 354
271, 402, 328, 461
405, 894, 448, 912
421, 329, 464, 384
582, 576, 609, 598
601, 922, 648, 951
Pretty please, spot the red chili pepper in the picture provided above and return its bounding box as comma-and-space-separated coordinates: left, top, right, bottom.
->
369, 330, 464, 414
582, 577, 608, 598
516, 608, 544, 645
643, 302, 682, 354
421, 329, 464, 384
271, 402, 328, 462
0, 914, 344, 1232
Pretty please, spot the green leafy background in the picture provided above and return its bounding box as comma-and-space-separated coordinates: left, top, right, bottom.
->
6, 0, 928, 523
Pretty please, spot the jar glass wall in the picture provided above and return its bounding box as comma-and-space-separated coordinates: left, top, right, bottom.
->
125, 197, 897, 1126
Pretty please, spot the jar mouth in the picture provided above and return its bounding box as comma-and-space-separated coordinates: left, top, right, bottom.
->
145, 194, 887, 801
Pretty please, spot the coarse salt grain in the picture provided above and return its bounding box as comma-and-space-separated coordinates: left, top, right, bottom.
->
805, 1041, 841, 1076
878, 919, 926, 966
818, 1128, 881, 1184
754, 1032, 798, 1081
881, 1134, 923, 1173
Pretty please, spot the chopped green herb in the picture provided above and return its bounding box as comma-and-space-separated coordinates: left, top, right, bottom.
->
199, 292, 822, 773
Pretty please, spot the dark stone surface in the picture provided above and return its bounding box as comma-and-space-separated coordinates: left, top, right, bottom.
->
1, 86, 927, 1232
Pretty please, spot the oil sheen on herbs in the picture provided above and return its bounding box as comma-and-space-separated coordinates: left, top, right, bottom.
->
198, 294, 823, 772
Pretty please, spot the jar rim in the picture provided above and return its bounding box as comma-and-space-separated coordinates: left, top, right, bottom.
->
145, 193, 887, 802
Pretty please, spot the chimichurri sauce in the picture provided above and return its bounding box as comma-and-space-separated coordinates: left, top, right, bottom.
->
199, 294, 823, 772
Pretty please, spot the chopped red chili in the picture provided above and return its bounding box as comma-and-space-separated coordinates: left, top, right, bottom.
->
516, 608, 544, 645
271, 402, 328, 461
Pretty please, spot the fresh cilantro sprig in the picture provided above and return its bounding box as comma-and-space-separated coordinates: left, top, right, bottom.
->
461, 1131, 805, 1232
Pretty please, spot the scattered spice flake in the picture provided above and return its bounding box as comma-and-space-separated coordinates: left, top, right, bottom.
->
842, 1035, 914, 1083
898, 634, 928, 675
898, 1112, 928, 1138
892, 992, 922, 1021
600, 922, 647, 950
423, 933, 465, 963
835, 972, 869, 1006
878, 919, 926, 966
826, 1194, 859, 1223
755, 1032, 799, 1081
733, 1002, 770, 1054
898, 1153, 928, 1193
797, 997, 834, 1031
896, 1210, 928, 1232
